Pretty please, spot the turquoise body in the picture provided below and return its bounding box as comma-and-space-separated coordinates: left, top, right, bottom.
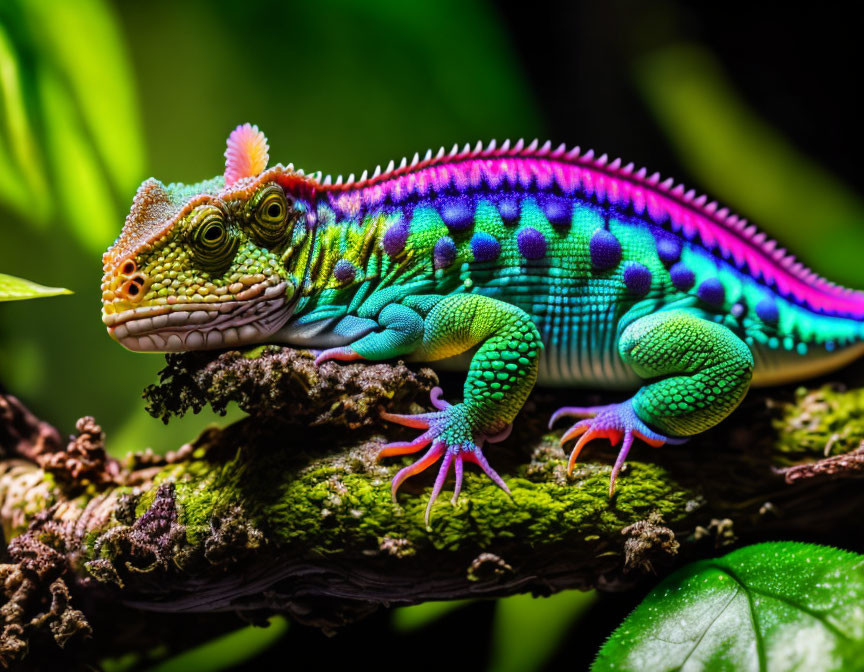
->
283, 194, 864, 390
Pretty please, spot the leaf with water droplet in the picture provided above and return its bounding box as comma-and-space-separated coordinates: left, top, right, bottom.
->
593, 542, 864, 671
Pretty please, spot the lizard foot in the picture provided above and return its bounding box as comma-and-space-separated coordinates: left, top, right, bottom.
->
549, 399, 687, 497
380, 387, 513, 526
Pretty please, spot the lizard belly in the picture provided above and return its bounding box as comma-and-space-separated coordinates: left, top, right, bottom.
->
430, 305, 640, 390
533, 310, 639, 389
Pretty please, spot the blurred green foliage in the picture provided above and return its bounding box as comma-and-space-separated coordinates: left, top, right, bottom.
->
142, 617, 289, 672
392, 591, 596, 672
101, 617, 289, 672
489, 590, 596, 672
392, 599, 474, 632
0, 0, 143, 247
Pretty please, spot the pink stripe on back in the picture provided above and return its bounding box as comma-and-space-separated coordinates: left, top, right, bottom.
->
318, 141, 864, 318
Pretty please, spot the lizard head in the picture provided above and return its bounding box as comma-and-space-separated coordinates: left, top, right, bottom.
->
101, 124, 316, 352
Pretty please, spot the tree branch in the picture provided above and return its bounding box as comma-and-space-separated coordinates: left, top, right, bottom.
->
3, 347, 864, 667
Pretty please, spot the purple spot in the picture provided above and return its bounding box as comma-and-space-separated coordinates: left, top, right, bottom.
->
623, 262, 652, 296
333, 259, 356, 283
382, 220, 409, 257
755, 298, 779, 323
656, 236, 682, 266
517, 227, 547, 260
498, 199, 520, 224
590, 229, 621, 270
441, 200, 474, 232
697, 277, 725, 306
541, 197, 572, 227
470, 232, 501, 262
669, 263, 695, 291
433, 236, 457, 269
731, 301, 747, 319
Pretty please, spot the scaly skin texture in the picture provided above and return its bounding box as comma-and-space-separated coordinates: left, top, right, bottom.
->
101, 124, 864, 523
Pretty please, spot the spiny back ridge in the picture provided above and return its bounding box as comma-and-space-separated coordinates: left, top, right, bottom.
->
316, 140, 864, 317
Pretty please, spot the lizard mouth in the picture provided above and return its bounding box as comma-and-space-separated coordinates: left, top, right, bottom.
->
103, 281, 291, 352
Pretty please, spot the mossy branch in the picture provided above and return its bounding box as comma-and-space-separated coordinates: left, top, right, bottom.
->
3, 348, 864, 667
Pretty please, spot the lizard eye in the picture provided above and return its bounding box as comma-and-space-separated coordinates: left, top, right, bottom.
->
190, 206, 238, 272
249, 185, 290, 246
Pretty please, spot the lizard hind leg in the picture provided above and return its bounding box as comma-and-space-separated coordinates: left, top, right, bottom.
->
550, 309, 753, 497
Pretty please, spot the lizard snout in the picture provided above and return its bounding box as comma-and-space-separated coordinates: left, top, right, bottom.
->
103, 258, 149, 305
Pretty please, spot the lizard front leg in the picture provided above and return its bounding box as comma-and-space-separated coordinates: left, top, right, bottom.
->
313, 304, 425, 364
551, 309, 754, 495
372, 293, 541, 524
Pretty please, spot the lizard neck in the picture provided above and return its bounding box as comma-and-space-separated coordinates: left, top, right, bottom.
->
291, 201, 401, 317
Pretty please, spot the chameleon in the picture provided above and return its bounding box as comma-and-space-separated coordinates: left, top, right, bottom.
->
101, 123, 864, 523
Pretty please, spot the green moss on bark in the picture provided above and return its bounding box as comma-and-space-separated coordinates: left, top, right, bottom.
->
7, 351, 864, 639
80, 425, 695, 569
773, 384, 864, 460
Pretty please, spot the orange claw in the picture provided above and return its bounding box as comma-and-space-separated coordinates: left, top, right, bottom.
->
378, 430, 434, 459
560, 421, 590, 445
391, 442, 446, 501
566, 428, 622, 475
380, 411, 431, 430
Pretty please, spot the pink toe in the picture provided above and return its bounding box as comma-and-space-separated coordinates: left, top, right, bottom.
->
429, 387, 452, 411
549, 405, 604, 428
314, 347, 364, 366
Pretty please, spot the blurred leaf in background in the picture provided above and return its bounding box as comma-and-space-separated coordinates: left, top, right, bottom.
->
0, 0, 142, 248
0, 0, 189, 454
392, 599, 474, 633
100, 617, 289, 672
488, 591, 596, 672
634, 42, 864, 288
392, 591, 596, 672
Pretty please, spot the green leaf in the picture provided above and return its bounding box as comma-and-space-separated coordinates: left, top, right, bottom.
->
489, 590, 596, 672
593, 542, 864, 672
392, 599, 473, 632
0, 272, 71, 301
132, 616, 289, 672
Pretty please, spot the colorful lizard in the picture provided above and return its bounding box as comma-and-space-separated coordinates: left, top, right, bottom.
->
101, 123, 864, 523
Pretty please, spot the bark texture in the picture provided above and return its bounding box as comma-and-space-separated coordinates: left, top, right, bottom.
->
3, 347, 864, 669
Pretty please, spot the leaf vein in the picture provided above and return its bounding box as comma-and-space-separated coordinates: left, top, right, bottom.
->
673, 585, 741, 671
707, 563, 852, 643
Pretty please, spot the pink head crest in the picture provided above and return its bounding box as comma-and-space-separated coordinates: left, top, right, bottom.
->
224, 123, 269, 186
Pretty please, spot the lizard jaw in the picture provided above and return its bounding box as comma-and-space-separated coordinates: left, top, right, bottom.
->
104, 281, 292, 352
